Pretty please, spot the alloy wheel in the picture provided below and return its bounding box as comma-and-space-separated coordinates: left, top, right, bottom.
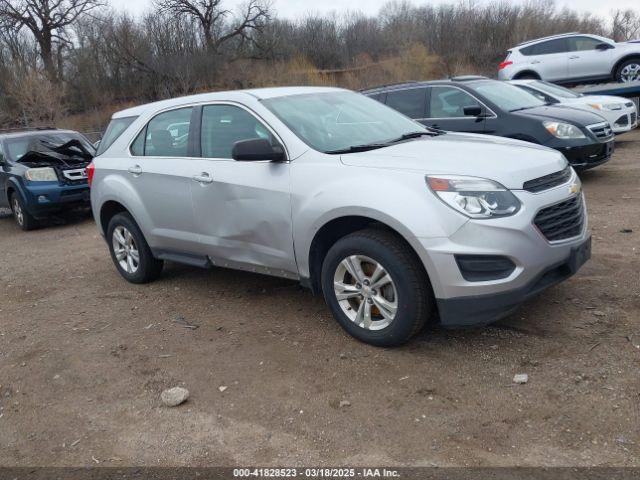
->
112, 225, 140, 274
620, 63, 640, 83
12, 197, 24, 226
333, 255, 398, 330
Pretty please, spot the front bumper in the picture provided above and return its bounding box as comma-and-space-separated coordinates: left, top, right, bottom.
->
413, 176, 590, 327
22, 182, 90, 217
437, 236, 591, 326
555, 140, 613, 171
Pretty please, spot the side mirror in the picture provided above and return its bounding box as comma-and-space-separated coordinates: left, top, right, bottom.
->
463, 106, 483, 117
232, 138, 285, 162
595, 43, 613, 51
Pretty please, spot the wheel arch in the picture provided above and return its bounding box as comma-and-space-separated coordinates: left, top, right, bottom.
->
99, 200, 130, 236
612, 54, 640, 79
513, 70, 541, 80
306, 214, 432, 296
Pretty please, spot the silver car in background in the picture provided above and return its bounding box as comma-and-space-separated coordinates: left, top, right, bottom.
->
510, 79, 638, 134
88, 87, 591, 346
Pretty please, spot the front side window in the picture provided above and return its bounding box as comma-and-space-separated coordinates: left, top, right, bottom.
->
132, 107, 193, 157
262, 91, 427, 154
569, 36, 607, 52
469, 81, 545, 112
429, 86, 482, 118
200, 105, 277, 159
385, 88, 427, 119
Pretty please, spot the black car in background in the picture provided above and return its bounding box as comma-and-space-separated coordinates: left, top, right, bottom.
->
362, 77, 614, 171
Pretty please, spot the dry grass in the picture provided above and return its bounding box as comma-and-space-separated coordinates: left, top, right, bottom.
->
54, 44, 444, 135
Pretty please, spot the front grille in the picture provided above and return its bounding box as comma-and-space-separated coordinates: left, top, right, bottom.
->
587, 122, 614, 142
523, 166, 572, 193
56, 166, 89, 186
534, 195, 585, 242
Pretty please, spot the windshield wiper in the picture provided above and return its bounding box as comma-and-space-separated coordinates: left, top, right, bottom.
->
325, 143, 389, 154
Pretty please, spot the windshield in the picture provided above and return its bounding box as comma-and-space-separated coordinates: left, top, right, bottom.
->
5, 132, 94, 163
469, 81, 546, 112
261, 91, 428, 153
532, 81, 582, 99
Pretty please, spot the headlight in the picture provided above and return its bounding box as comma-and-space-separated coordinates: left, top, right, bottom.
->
426, 175, 521, 219
543, 121, 586, 139
25, 167, 58, 182
588, 103, 623, 111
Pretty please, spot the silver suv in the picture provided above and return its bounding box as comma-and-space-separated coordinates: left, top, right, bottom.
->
498, 33, 640, 84
89, 87, 591, 346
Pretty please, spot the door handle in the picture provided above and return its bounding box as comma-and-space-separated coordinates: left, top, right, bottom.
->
430, 124, 441, 129
569, 56, 580, 60
128, 165, 142, 175
192, 172, 213, 184
531, 60, 541, 64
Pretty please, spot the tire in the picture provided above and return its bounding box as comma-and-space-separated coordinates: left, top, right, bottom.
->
321, 228, 434, 347
10, 192, 39, 231
106, 212, 163, 284
615, 58, 640, 83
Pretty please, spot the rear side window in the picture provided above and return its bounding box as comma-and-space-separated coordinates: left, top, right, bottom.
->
200, 104, 278, 159
385, 88, 427, 119
131, 107, 193, 157
520, 38, 569, 56
96, 116, 137, 156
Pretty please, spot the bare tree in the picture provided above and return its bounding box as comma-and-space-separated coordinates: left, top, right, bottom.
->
154, 0, 271, 52
611, 9, 640, 41
0, 0, 103, 82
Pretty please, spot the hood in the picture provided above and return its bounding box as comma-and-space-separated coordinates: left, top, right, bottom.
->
339, 133, 567, 190
515, 105, 607, 125
568, 95, 634, 107
16, 138, 95, 168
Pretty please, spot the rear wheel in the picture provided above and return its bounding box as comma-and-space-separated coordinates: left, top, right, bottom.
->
10, 192, 38, 231
616, 58, 640, 83
107, 212, 163, 284
321, 228, 434, 347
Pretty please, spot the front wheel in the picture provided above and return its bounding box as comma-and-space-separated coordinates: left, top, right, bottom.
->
10, 192, 39, 231
616, 58, 640, 83
321, 228, 434, 347
107, 212, 163, 284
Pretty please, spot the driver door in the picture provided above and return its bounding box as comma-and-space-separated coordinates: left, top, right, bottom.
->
424, 86, 488, 133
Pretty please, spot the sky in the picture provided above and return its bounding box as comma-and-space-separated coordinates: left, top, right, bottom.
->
108, 0, 640, 22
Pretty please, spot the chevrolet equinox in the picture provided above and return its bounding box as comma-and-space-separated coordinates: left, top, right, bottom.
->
89, 87, 591, 346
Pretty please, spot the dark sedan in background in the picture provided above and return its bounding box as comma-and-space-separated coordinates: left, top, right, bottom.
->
362, 76, 614, 171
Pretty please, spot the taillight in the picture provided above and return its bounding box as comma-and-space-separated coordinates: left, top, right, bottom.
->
86, 162, 95, 187
499, 60, 513, 70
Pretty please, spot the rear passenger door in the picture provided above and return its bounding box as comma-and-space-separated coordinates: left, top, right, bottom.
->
424, 86, 488, 134
521, 38, 569, 81
126, 107, 203, 253
189, 103, 297, 277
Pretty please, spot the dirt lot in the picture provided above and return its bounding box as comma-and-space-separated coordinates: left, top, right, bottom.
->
0, 131, 639, 468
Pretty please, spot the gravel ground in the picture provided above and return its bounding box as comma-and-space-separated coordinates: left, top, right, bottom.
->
0, 130, 638, 467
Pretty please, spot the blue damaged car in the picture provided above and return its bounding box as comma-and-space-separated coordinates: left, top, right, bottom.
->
0, 128, 95, 230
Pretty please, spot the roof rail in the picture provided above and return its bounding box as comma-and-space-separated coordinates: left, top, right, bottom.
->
517, 32, 580, 47
360, 81, 421, 93
450, 75, 488, 82
0, 126, 58, 134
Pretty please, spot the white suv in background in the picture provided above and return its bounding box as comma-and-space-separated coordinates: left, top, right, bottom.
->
510, 79, 638, 134
498, 33, 640, 84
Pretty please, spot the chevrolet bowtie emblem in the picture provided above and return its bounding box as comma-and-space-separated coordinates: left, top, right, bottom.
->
569, 183, 581, 194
